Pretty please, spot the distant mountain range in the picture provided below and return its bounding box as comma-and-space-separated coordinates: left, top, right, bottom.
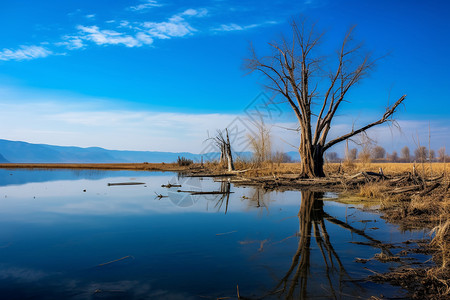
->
0, 139, 300, 163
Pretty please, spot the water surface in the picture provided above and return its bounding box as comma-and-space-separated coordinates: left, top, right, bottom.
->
0, 169, 430, 299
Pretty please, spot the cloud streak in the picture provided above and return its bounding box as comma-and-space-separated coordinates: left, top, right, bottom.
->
213, 21, 277, 32
0, 45, 52, 61
76, 25, 153, 47
57, 8, 207, 51
128, 0, 163, 12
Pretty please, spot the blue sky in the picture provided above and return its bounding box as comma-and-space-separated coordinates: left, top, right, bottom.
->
0, 0, 449, 155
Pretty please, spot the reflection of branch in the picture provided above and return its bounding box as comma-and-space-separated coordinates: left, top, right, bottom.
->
213, 181, 231, 214
323, 212, 393, 255
244, 188, 270, 215
240, 191, 388, 299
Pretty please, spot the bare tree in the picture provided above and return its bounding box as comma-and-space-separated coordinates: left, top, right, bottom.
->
388, 150, 398, 162
415, 146, 428, 163
348, 148, 358, 161
245, 18, 406, 177
207, 129, 235, 171
357, 134, 374, 165
273, 151, 293, 163
429, 149, 435, 162
438, 147, 447, 162
326, 152, 339, 162
372, 146, 386, 160
248, 120, 272, 164
401, 146, 411, 162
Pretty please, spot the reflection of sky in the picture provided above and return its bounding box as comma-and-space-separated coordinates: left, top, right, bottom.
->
0, 168, 168, 187
0, 172, 304, 219
0, 170, 431, 299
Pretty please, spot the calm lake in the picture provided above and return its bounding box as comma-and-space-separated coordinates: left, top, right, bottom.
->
0, 169, 430, 299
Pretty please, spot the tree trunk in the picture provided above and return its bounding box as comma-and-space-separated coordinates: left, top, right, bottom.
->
225, 129, 235, 171
299, 136, 325, 178
219, 144, 226, 165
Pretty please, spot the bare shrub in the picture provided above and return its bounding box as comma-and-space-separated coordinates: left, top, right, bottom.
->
177, 156, 193, 166
248, 121, 272, 165
401, 146, 411, 162
372, 146, 386, 160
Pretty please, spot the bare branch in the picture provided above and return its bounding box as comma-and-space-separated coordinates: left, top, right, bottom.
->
323, 95, 406, 151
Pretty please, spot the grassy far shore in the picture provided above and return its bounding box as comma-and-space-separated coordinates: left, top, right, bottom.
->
0, 161, 449, 298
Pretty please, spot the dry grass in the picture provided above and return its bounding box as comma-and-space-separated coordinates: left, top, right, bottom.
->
427, 219, 450, 296
358, 182, 387, 199
430, 219, 450, 270
326, 162, 450, 177
224, 161, 449, 179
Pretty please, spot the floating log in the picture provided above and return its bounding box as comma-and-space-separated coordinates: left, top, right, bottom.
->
161, 183, 182, 188
107, 182, 145, 186
176, 189, 234, 195
188, 173, 236, 177
190, 191, 234, 195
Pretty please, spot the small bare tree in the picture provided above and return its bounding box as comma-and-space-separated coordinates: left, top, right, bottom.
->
245, 18, 405, 177
438, 147, 447, 163
429, 149, 435, 162
207, 129, 235, 171
372, 146, 386, 160
348, 148, 358, 161
248, 121, 272, 164
401, 146, 411, 162
326, 152, 339, 162
388, 151, 398, 162
415, 146, 428, 163
357, 134, 374, 165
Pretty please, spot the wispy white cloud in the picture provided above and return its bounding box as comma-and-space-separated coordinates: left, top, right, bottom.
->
180, 8, 208, 18
56, 35, 85, 50
141, 20, 195, 39
128, 0, 163, 12
0, 45, 52, 61
2, 1, 279, 62
213, 21, 277, 32
59, 8, 207, 50
140, 8, 207, 39
76, 25, 153, 47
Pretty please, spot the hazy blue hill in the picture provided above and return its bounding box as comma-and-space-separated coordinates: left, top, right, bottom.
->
287, 151, 300, 161
0, 139, 210, 163
0, 139, 120, 163
0, 139, 298, 163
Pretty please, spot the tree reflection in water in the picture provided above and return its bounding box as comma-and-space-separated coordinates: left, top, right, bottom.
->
272, 190, 353, 299
234, 189, 393, 299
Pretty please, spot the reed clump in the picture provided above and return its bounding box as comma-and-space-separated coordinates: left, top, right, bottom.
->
358, 181, 387, 199
176, 156, 193, 166
426, 219, 450, 297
